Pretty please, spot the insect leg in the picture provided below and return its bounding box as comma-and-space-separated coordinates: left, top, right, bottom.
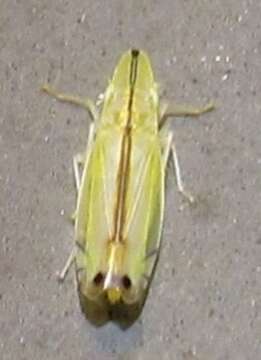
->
159, 101, 214, 128
162, 132, 173, 169
161, 132, 194, 203
73, 122, 95, 193
73, 153, 85, 192
41, 84, 98, 122
57, 247, 76, 282
171, 140, 195, 203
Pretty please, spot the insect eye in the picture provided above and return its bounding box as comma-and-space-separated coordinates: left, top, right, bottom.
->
93, 272, 104, 286
122, 275, 132, 290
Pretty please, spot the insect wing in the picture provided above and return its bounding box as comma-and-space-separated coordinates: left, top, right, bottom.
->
75, 130, 121, 294
121, 132, 165, 303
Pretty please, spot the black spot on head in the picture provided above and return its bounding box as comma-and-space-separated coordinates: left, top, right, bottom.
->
122, 275, 132, 289
93, 272, 104, 286
131, 49, 139, 58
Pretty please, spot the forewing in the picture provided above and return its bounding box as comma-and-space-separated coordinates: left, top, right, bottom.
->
75, 130, 121, 280
123, 133, 164, 283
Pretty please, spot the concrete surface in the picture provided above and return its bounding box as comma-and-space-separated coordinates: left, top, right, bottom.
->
1, 1, 260, 359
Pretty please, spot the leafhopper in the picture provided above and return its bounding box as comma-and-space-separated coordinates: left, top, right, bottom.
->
42, 49, 214, 327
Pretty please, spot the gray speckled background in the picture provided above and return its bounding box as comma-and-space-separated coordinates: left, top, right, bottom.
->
1, 1, 260, 359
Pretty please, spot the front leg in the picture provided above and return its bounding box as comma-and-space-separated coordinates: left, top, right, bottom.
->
41, 84, 98, 122
159, 101, 214, 128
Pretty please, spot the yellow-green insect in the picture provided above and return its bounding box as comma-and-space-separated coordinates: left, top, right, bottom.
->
42, 49, 214, 327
